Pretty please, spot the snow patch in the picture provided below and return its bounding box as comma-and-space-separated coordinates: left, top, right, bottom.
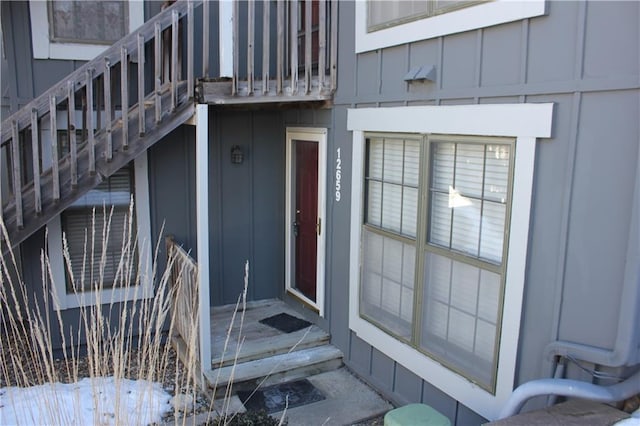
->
0, 377, 171, 426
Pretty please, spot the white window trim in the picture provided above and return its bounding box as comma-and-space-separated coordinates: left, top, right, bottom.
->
47, 155, 152, 311
347, 103, 553, 421
29, 0, 145, 61
355, 0, 547, 53
285, 127, 328, 317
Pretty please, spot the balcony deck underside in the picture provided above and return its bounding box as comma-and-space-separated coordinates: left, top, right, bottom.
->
198, 75, 334, 106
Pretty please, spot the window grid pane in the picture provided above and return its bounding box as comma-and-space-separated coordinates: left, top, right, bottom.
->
421, 251, 500, 390
365, 137, 419, 239
429, 141, 510, 264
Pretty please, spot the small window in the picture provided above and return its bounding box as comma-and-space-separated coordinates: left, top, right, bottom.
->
48, 1, 128, 45
367, 0, 481, 32
61, 164, 136, 293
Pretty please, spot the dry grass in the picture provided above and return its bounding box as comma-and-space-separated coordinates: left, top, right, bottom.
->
0, 203, 202, 425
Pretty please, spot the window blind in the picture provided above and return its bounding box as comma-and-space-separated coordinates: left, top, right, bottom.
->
429, 141, 510, 264
62, 166, 135, 292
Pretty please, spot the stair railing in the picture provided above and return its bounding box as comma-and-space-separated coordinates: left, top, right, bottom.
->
0, 0, 201, 247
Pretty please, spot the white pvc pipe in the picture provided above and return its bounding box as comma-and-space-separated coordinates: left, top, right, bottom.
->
498, 368, 640, 419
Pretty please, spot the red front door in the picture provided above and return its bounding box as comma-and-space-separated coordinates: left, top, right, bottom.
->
294, 140, 319, 302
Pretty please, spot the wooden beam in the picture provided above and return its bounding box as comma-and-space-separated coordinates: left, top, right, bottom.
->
276, 0, 284, 95
202, 0, 210, 78
262, 0, 270, 94
290, 0, 298, 94
305, 0, 312, 94
68, 81, 78, 187
155, 23, 162, 124
49, 96, 60, 202
318, 0, 326, 93
86, 69, 96, 174
330, 0, 337, 91
11, 121, 23, 228
138, 33, 146, 136
187, 0, 194, 100
247, 0, 255, 96
104, 58, 113, 162
30, 109, 41, 215
171, 10, 179, 111
121, 47, 129, 150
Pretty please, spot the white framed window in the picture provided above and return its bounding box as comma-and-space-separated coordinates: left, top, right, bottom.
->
361, 134, 512, 392
347, 103, 553, 420
47, 156, 152, 311
355, 0, 547, 53
29, 0, 144, 61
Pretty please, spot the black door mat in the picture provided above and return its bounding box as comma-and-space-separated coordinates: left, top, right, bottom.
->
259, 312, 312, 333
237, 379, 326, 414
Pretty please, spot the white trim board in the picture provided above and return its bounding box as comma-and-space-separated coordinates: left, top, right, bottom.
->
285, 127, 328, 317
29, 0, 145, 61
347, 103, 553, 421
355, 0, 547, 53
195, 104, 212, 376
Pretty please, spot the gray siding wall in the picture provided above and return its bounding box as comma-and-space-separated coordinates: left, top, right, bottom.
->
209, 109, 285, 306
329, 1, 639, 423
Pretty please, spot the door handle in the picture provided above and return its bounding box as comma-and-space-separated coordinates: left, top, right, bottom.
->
316, 218, 321, 236
293, 221, 299, 237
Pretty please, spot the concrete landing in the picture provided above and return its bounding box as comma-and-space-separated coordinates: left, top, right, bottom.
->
270, 367, 394, 425
486, 399, 631, 426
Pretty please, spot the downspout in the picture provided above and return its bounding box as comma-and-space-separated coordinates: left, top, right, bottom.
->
498, 367, 640, 419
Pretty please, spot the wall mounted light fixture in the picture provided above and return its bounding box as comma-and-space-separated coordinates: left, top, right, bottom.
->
231, 145, 244, 164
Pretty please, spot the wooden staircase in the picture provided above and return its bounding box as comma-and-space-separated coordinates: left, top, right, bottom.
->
1, 0, 337, 251
204, 300, 343, 397
0, 1, 200, 250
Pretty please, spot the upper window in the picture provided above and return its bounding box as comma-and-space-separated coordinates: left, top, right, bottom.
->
347, 103, 553, 420
29, 0, 144, 60
368, 0, 481, 32
49, 1, 128, 45
355, 0, 547, 53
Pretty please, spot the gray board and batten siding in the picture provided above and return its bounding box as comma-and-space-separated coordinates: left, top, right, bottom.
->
328, 0, 639, 423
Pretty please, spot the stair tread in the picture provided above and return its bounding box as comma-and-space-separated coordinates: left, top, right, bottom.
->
211, 325, 330, 367
204, 345, 343, 388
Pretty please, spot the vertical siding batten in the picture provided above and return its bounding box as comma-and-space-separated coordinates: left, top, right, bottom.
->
305, 0, 312, 94
276, 0, 284, 94
318, 0, 326, 92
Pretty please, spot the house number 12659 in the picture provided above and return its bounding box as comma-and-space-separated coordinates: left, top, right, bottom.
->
335, 148, 342, 202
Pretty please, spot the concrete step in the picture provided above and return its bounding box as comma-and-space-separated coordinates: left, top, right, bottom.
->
211, 325, 330, 368
204, 344, 343, 397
